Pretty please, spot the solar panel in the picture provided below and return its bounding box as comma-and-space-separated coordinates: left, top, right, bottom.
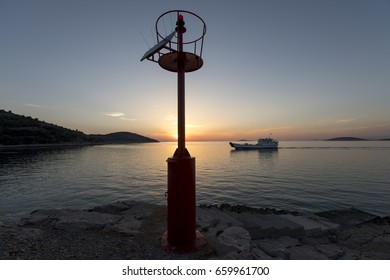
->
140, 31, 175, 61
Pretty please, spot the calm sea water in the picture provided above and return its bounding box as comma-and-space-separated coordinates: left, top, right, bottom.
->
1, 141, 390, 223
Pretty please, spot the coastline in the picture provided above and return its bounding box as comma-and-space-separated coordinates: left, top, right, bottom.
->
0, 141, 159, 150
0, 142, 97, 150
1, 201, 389, 260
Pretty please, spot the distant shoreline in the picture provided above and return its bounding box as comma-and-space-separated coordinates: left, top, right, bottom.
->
326, 137, 367, 141
0, 141, 159, 150
326, 137, 390, 141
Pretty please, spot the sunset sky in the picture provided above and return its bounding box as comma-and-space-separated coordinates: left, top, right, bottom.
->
1, 0, 389, 141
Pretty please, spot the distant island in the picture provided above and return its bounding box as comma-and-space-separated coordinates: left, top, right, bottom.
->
326, 137, 367, 141
89, 132, 158, 144
0, 109, 158, 146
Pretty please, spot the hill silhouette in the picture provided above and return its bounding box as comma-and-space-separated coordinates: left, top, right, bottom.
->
326, 137, 367, 141
0, 110, 158, 145
90, 132, 158, 144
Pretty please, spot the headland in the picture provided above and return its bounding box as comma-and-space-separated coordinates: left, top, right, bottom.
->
0, 110, 158, 146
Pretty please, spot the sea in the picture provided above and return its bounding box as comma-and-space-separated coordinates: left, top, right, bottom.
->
1, 141, 390, 224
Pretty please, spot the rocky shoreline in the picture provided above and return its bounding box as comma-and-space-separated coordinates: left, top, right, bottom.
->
1, 201, 389, 260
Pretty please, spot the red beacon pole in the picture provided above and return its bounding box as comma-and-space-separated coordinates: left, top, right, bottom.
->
140, 10, 207, 252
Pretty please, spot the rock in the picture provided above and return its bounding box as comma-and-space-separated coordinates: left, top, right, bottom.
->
314, 243, 344, 259
229, 212, 304, 239
217, 226, 251, 252
365, 234, 390, 253
218, 204, 288, 215
300, 236, 331, 245
18, 209, 57, 227
88, 201, 132, 214
102, 211, 141, 236
288, 245, 329, 260
222, 250, 253, 260
337, 227, 377, 250
251, 247, 274, 259
102, 203, 159, 236
363, 216, 390, 225
20, 209, 122, 232
255, 243, 288, 259
316, 208, 378, 226
254, 236, 300, 259
197, 207, 242, 236
0, 220, 9, 228
306, 213, 340, 231
347, 223, 390, 258
280, 236, 301, 247
90, 201, 155, 218
338, 250, 362, 260
0, 226, 43, 240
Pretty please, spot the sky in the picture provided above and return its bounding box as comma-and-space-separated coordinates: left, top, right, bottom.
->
1, 0, 390, 141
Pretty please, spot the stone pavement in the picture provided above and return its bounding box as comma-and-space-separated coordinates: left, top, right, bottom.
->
1, 201, 389, 259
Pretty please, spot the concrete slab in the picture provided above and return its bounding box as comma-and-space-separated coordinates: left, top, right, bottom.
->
230, 212, 304, 239
280, 214, 335, 236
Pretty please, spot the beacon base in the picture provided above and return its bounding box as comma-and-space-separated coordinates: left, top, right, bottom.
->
161, 230, 207, 253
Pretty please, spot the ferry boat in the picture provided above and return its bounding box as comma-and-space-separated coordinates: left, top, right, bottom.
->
229, 136, 278, 150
